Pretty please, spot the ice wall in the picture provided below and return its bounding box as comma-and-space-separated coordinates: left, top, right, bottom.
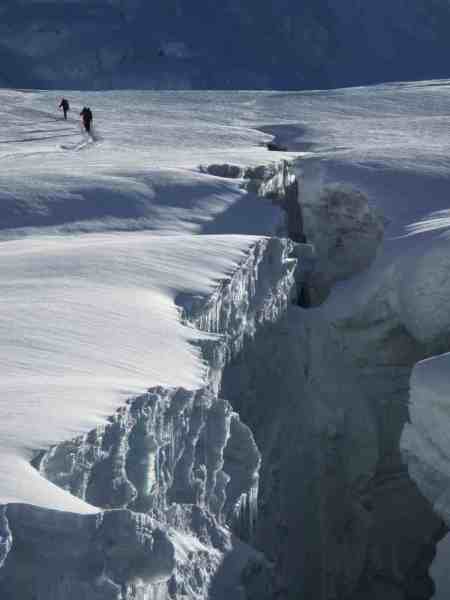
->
217, 168, 445, 600
0, 232, 297, 599
35, 387, 260, 530
190, 160, 450, 599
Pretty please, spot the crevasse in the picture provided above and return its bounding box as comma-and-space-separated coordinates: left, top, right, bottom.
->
0, 160, 301, 599
2, 156, 447, 600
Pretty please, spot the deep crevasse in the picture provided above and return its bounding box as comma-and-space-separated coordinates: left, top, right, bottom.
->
2, 154, 449, 600
215, 162, 447, 599
0, 226, 299, 599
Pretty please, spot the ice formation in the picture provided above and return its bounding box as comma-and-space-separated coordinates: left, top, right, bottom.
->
1, 81, 450, 599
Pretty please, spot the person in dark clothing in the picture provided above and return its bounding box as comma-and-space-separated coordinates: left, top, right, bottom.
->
59, 97, 69, 120
80, 107, 93, 134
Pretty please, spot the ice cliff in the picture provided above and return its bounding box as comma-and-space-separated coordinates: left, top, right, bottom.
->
0, 227, 298, 599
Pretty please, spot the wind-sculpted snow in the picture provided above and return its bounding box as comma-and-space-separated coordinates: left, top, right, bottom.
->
4, 234, 296, 600
0, 233, 273, 511
31, 235, 297, 523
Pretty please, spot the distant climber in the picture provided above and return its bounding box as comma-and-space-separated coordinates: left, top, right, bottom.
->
80, 107, 93, 135
59, 97, 69, 120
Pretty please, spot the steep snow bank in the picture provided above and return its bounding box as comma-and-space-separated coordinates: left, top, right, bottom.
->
0, 233, 298, 599
30, 234, 297, 522
0, 233, 271, 511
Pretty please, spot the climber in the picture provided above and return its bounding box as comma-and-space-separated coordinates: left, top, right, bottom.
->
80, 106, 93, 135
59, 97, 69, 120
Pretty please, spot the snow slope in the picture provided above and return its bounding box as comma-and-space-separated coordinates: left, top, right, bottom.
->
0, 89, 292, 512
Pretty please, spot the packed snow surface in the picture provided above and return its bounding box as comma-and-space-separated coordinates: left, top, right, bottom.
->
0, 82, 450, 521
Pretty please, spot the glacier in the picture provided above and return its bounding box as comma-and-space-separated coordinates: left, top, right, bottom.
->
1, 81, 450, 599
